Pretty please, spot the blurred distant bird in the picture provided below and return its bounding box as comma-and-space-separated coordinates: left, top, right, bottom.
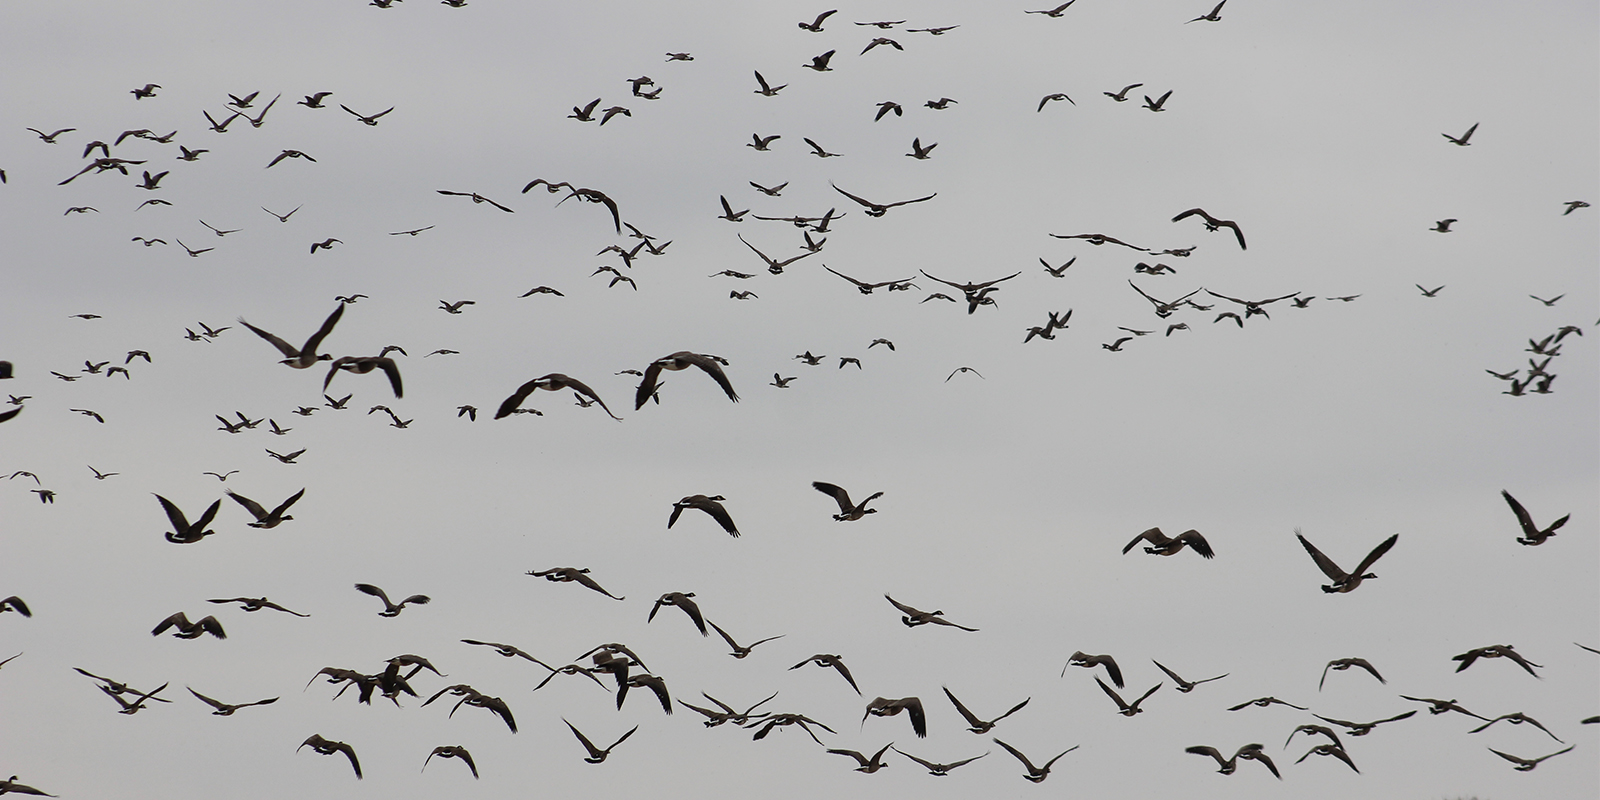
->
1561, 200, 1589, 214
565, 720, 638, 763
865, 696, 927, 738
423, 746, 478, 779
1104, 83, 1143, 101
798, 9, 836, 31
152, 612, 225, 639
527, 567, 625, 601
188, 688, 278, 715
906, 138, 937, 159
208, 597, 308, 617
1469, 712, 1562, 741
885, 595, 978, 631
791, 654, 860, 694
803, 50, 836, 71
1188, 0, 1227, 23
1037, 92, 1074, 111
1488, 745, 1575, 772
1430, 218, 1456, 232
1152, 660, 1227, 692
300, 735, 361, 778
753, 71, 786, 96
1320, 658, 1384, 690
323, 356, 403, 398
1171, 208, 1246, 249
1096, 678, 1159, 716
1452, 644, 1541, 677
497, 374, 621, 421
1442, 123, 1478, 145
648, 592, 708, 636
925, 97, 957, 109
833, 184, 935, 216
1295, 744, 1359, 772
1143, 90, 1172, 111
1228, 696, 1308, 711
438, 190, 513, 212
0, 596, 30, 617
1026, 2, 1079, 17
226, 488, 304, 529
342, 105, 393, 125
804, 138, 842, 157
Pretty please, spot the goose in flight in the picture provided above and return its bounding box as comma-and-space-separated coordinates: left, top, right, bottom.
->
737, 235, 814, 274
865, 696, 927, 738
0, 597, 31, 617
1442, 122, 1478, 145
225, 488, 305, 529
832, 184, 935, 216
824, 266, 914, 294
1151, 660, 1227, 692
1487, 745, 1574, 771
526, 567, 624, 600
1188, 0, 1227, 23
1026, 2, 1079, 17
1143, 90, 1173, 111
752, 71, 786, 96
1185, 743, 1279, 778
827, 744, 893, 773
1452, 644, 1540, 677
633, 351, 738, 409
803, 50, 835, 71
437, 190, 513, 212
188, 688, 278, 715
812, 481, 882, 521
151, 612, 226, 639
1295, 744, 1359, 772
993, 739, 1077, 783
1430, 218, 1457, 232
1469, 712, 1563, 742
1397, 695, 1489, 720
299, 735, 362, 779
1500, 490, 1568, 545
1228, 696, 1308, 711
1063, 651, 1123, 687
497, 373, 621, 420
1104, 83, 1143, 101
1122, 527, 1215, 558
709, 622, 783, 658
942, 686, 1028, 733
804, 137, 842, 157
323, 356, 403, 398
1319, 657, 1384, 690
1417, 284, 1445, 297
791, 654, 860, 694
747, 133, 780, 150
1171, 208, 1246, 249
905, 138, 937, 159
1314, 710, 1416, 736
717, 195, 749, 221
798, 9, 836, 31
155, 494, 222, 544
565, 720, 638, 763
1037, 92, 1074, 111
341, 104, 393, 125
1097, 678, 1160, 716
239, 304, 344, 369
208, 597, 308, 616
885, 595, 978, 631
668, 492, 736, 537
648, 592, 708, 636
0, 776, 55, 797
680, 691, 778, 727
354, 583, 429, 617
423, 746, 478, 779
1296, 530, 1398, 593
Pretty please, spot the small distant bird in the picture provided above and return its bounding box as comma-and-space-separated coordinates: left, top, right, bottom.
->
151, 612, 226, 639
708, 622, 782, 659
1469, 712, 1562, 742
717, 195, 749, 221
1228, 696, 1308, 711
208, 597, 308, 617
131, 83, 160, 99
27, 127, 75, 143
1152, 660, 1228, 692
265, 448, 306, 464
1103, 338, 1132, 352
827, 744, 894, 773
299, 92, 332, 108
1561, 200, 1589, 215
1143, 90, 1172, 111
1486, 745, 1575, 772
354, 583, 430, 617
803, 50, 836, 71
565, 720, 638, 763
993, 738, 1077, 782
906, 138, 937, 159
1026, 2, 1079, 17
1037, 92, 1074, 111
437, 190, 513, 212
771, 373, 795, 387
188, 688, 278, 715
1295, 530, 1398, 593
946, 366, 983, 381
1529, 294, 1564, 306
1096, 677, 1160, 716
753, 71, 786, 96
1417, 284, 1445, 297
791, 653, 860, 694
226, 488, 305, 529
1442, 122, 1478, 146
874, 101, 903, 121
861, 37, 903, 55
1188, 0, 1227, 23
341, 104, 394, 126
665, 52, 693, 61
633, 351, 738, 409
1500, 490, 1568, 545
1430, 218, 1457, 232
747, 133, 780, 151
1452, 644, 1541, 677
527, 567, 625, 601
155, 494, 222, 544
1295, 744, 1359, 772
1171, 208, 1246, 249
804, 137, 841, 158
300, 735, 362, 779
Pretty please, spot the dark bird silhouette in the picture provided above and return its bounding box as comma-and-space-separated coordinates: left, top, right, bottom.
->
423, 746, 478, 779
151, 612, 226, 639
1188, 0, 1227, 23
1397, 695, 1490, 720
155, 494, 222, 544
1171, 208, 1246, 249
1064, 651, 1123, 688
1026, 2, 1079, 17
1186, 743, 1280, 778
239, 305, 344, 369
1096, 677, 1160, 716
634, 352, 737, 409
1227, 696, 1308, 711
1104, 83, 1143, 101
0, 597, 31, 617
885, 594, 978, 631
565, 720, 638, 763
299, 735, 361, 778
942, 686, 1029, 734
354, 583, 430, 617
1500, 490, 1568, 545
753, 71, 786, 96
323, 356, 403, 399
1152, 660, 1228, 692
526, 567, 624, 600
812, 481, 883, 521
1320, 658, 1384, 690
1487, 745, 1575, 771
0, 775, 55, 796
709, 622, 783, 659
342, 104, 393, 125
1122, 527, 1214, 558
497, 373, 620, 421
1296, 530, 1398, 593
798, 9, 836, 31
1452, 644, 1541, 677
791, 654, 860, 694
865, 696, 926, 738
1295, 744, 1359, 772
823, 266, 914, 295
438, 190, 513, 212
803, 50, 836, 71
208, 597, 308, 617
1037, 92, 1074, 111
804, 137, 841, 157
993, 738, 1077, 782
226, 488, 304, 529
827, 744, 894, 773
1442, 122, 1478, 145
832, 184, 935, 216
1143, 90, 1173, 111
1469, 712, 1563, 742
648, 592, 708, 635
1313, 710, 1417, 736
188, 688, 278, 715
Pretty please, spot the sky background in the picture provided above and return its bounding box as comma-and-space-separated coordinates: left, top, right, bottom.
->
1, 1, 1596, 798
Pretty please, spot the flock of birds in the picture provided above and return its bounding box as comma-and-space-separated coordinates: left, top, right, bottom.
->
1, 2, 1594, 798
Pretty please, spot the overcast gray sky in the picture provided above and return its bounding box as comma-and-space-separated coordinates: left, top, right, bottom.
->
1, 1, 1595, 798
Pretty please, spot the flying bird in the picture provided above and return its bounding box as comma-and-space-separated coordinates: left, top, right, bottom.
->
438, 190, 513, 212
565, 720, 638, 763
1188, 0, 1227, 23
151, 612, 226, 639
827, 744, 894, 773
812, 481, 883, 521
885, 594, 978, 631
633, 351, 738, 409
155, 494, 222, 544
1063, 651, 1123, 687
188, 688, 278, 715
1500, 490, 1568, 545
496, 373, 621, 420
1442, 122, 1478, 145
864, 696, 927, 738
668, 495, 739, 537
299, 735, 362, 778
341, 104, 393, 125
1171, 208, 1246, 249
323, 356, 403, 398
239, 305, 344, 369
993, 738, 1077, 782
832, 184, 935, 216
423, 746, 478, 779
225, 488, 305, 529
354, 583, 430, 617
1486, 745, 1575, 771
1151, 660, 1227, 692
1296, 530, 1398, 593
1122, 527, 1215, 558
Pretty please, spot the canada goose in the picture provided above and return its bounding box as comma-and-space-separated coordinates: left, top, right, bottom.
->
188, 688, 277, 715
135, 169, 167, 190
1295, 744, 1358, 772
1122, 527, 1215, 558
1188, 0, 1226, 23
865, 696, 926, 738
752, 71, 786, 96
1064, 651, 1124, 688
648, 592, 708, 636
456, 639, 553, 671
131, 237, 166, 246
1143, 90, 1172, 111
813, 481, 883, 521
155, 494, 222, 544
239, 305, 344, 369
129, 82, 160, 98
1442, 122, 1478, 145
261, 205, 301, 222
798, 9, 836, 31
832, 184, 936, 216
0, 596, 30, 616
1487, 745, 1575, 771
1417, 284, 1445, 297
1296, 530, 1398, 593
791, 654, 860, 694
905, 137, 937, 159
565, 720, 638, 763
300, 735, 362, 778
1037, 92, 1074, 111
716, 194, 749, 222
74, 668, 172, 704
709, 622, 783, 658
828, 744, 893, 772
667, 495, 739, 537
1103, 337, 1133, 352
1026, 1, 1078, 16
450, 691, 517, 732
822, 266, 914, 295
795, 351, 826, 365
151, 612, 226, 639
175, 240, 214, 257
324, 393, 352, 409
1561, 200, 1589, 214
946, 365, 984, 380
1204, 289, 1300, 319
803, 49, 836, 71
265, 149, 314, 168
1186, 743, 1279, 778
1431, 218, 1457, 232
746, 133, 780, 151
70, 408, 105, 423
422, 746, 477, 779
1469, 712, 1563, 742
838, 357, 862, 369
526, 567, 625, 600
202, 109, 240, 132
0, 775, 55, 796
634, 351, 738, 409
202, 470, 239, 482
1314, 710, 1416, 736
1397, 695, 1489, 720
993, 738, 1077, 782
1104, 83, 1144, 101
598, 106, 630, 125
680, 691, 777, 727
1171, 207, 1246, 249
496, 373, 620, 421
532, 664, 607, 692
103, 683, 168, 714
1040, 257, 1076, 277
1500, 490, 1568, 545
892, 746, 986, 776
63, 206, 98, 215
1320, 658, 1384, 690
665, 52, 693, 60
749, 713, 836, 744
1452, 646, 1536, 678
1285, 723, 1343, 750
354, 583, 429, 617
437, 190, 513, 212
208, 597, 308, 617
323, 356, 403, 398
885, 595, 978, 631
804, 137, 841, 157
225, 488, 304, 529
1146, 660, 1226, 693
925, 97, 957, 109
1097, 678, 1160, 716
26, 127, 75, 143
1227, 696, 1307, 711
619, 673, 673, 714
341, 104, 393, 125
